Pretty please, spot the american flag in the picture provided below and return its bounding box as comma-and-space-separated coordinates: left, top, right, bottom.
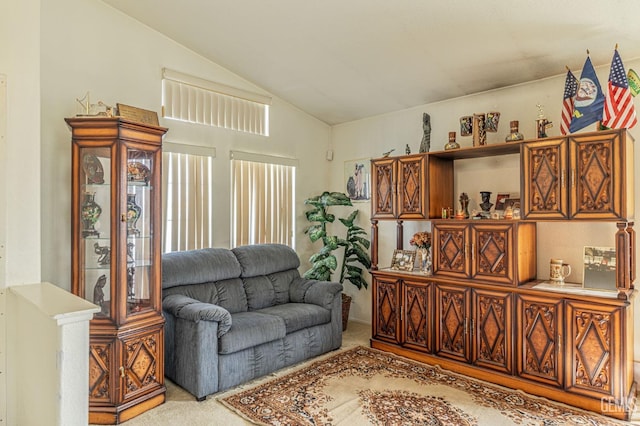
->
561, 70, 578, 135
603, 49, 637, 129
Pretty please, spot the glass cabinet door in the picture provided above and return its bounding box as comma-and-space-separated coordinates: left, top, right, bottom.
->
124, 147, 157, 317
78, 146, 113, 318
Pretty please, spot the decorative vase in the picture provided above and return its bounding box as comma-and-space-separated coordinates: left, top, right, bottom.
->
419, 247, 432, 275
81, 192, 102, 238
444, 131, 460, 150
505, 120, 524, 142
127, 193, 142, 236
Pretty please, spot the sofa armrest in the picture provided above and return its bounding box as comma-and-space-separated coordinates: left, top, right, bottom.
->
290, 277, 343, 309
163, 294, 232, 337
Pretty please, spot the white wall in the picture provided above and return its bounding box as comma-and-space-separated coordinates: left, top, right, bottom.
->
331, 57, 640, 369
1, 0, 42, 424
39, 0, 332, 291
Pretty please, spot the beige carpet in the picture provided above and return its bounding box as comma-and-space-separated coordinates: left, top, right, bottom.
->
220, 345, 629, 426
116, 322, 638, 425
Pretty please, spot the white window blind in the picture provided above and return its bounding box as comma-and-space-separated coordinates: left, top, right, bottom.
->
162, 142, 215, 252
231, 151, 297, 248
162, 68, 271, 136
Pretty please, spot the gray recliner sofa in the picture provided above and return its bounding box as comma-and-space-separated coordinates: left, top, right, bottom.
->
161, 243, 343, 400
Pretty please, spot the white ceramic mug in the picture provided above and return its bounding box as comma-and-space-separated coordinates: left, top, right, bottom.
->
550, 258, 571, 283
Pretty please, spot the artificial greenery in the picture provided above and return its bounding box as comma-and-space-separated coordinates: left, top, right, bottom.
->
303, 191, 371, 290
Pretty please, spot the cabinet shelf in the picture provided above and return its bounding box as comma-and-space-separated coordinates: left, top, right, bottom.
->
428, 140, 524, 160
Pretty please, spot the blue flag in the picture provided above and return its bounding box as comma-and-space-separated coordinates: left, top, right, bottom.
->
570, 56, 605, 132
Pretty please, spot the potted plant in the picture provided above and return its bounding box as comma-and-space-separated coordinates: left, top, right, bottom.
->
303, 191, 371, 330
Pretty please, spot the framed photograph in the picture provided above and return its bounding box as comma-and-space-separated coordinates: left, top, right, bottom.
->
583, 246, 617, 292
504, 198, 520, 210
345, 158, 371, 202
390, 249, 416, 271
494, 193, 510, 211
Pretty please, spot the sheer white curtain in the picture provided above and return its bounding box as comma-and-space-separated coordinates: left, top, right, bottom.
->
231, 155, 296, 248
162, 148, 214, 252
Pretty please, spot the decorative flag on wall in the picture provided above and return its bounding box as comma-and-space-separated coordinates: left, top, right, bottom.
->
570, 55, 605, 132
628, 69, 640, 97
560, 69, 578, 135
602, 49, 637, 129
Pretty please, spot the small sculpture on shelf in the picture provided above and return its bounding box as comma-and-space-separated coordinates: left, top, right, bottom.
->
94, 242, 111, 266
83, 154, 104, 184
472, 113, 487, 146
479, 191, 493, 213
382, 149, 395, 157
444, 132, 460, 150
93, 274, 107, 315
127, 193, 142, 236
535, 104, 553, 138
419, 112, 431, 153
405, 144, 411, 155
459, 192, 470, 218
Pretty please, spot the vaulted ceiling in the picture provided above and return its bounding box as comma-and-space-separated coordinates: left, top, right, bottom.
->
103, 0, 640, 125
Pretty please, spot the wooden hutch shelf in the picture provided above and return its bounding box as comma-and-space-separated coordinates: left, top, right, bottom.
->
370, 128, 636, 420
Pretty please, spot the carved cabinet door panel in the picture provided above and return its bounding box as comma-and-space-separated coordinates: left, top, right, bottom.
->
371, 158, 397, 219
470, 224, 514, 285
472, 289, 512, 373
435, 284, 471, 363
120, 326, 164, 403
397, 155, 427, 219
569, 132, 624, 219
516, 294, 563, 387
373, 276, 401, 343
89, 338, 116, 405
565, 301, 620, 400
402, 280, 432, 352
522, 137, 568, 219
433, 223, 470, 279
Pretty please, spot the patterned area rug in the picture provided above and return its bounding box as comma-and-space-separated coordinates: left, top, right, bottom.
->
220, 346, 628, 426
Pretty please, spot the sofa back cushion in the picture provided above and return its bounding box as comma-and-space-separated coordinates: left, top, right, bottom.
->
162, 248, 242, 289
243, 269, 300, 310
232, 244, 300, 277
162, 277, 249, 313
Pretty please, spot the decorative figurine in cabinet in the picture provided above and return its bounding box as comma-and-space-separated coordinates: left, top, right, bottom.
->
66, 117, 167, 424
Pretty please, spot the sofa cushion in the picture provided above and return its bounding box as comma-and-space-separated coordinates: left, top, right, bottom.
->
232, 244, 300, 277
162, 248, 242, 289
219, 311, 286, 354
256, 303, 331, 334
215, 278, 249, 313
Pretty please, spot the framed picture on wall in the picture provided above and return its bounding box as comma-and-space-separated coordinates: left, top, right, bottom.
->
344, 158, 371, 202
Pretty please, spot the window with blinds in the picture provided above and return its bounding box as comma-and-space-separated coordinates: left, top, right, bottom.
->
231, 152, 297, 248
162, 68, 271, 136
162, 143, 215, 252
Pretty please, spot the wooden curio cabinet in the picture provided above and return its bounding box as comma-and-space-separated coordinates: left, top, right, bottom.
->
66, 117, 167, 424
522, 129, 634, 220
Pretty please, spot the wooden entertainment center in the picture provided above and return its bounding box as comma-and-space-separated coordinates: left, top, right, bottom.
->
369, 128, 636, 419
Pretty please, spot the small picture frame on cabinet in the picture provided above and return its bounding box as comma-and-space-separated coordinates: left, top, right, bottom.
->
390, 249, 416, 271
583, 246, 617, 292
494, 193, 510, 211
